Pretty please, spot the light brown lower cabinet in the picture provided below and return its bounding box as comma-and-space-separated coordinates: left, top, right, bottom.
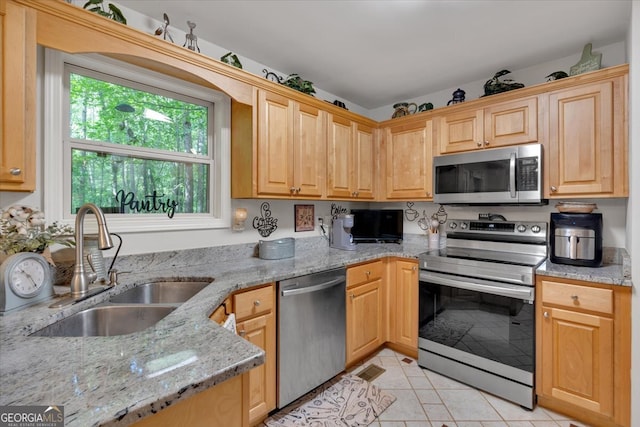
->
131, 373, 249, 427
233, 283, 276, 426
346, 260, 385, 365
388, 258, 418, 357
536, 276, 631, 427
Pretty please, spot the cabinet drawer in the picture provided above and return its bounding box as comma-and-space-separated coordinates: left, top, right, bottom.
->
347, 260, 384, 288
541, 279, 613, 315
234, 285, 274, 320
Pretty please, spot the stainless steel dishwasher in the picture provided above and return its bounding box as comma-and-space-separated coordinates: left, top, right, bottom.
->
277, 267, 346, 408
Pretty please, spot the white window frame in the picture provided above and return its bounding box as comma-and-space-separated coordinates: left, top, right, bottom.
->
44, 49, 231, 233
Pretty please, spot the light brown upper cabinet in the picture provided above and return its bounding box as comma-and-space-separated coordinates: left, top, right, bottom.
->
382, 119, 433, 200
253, 90, 326, 198
326, 114, 376, 200
0, 0, 36, 191
545, 72, 628, 198
436, 96, 539, 155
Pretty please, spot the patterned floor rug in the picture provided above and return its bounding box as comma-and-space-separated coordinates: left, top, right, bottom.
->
263, 373, 396, 427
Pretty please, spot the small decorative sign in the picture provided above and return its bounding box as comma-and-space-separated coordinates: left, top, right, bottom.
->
405, 202, 419, 221
570, 43, 602, 76
294, 205, 314, 232
330, 203, 348, 219
253, 202, 278, 237
115, 189, 178, 218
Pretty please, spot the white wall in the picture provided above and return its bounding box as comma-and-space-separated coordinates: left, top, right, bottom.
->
369, 41, 627, 121
626, 2, 638, 426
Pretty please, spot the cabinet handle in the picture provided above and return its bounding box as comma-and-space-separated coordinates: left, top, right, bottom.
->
254, 300, 261, 306
476, 141, 482, 147
543, 311, 549, 318
350, 293, 354, 300
426, 191, 431, 197
354, 191, 359, 197
550, 186, 558, 192
296, 187, 301, 193
412, 266, 417, 271
484, 140, 490, 146
571, 295, 579, 301
290, 187, 296, 193
239, 329, 246, 337
10, 168, 22, 176
365, 271, 370, 277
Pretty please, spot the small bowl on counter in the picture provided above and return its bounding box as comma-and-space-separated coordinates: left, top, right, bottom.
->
258, 238, 295, 260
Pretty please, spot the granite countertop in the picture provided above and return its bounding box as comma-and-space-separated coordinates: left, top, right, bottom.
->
536, 247, 633, 286
0, 236, 429, 427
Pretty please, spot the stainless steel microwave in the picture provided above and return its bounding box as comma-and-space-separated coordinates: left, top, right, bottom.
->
433, 143, 544, 205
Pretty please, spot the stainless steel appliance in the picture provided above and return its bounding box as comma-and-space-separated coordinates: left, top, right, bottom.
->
277, 268, 346, 408
330, 214, 357, 250
418, 218, 548, 409
550, 213, 603, 267
433, 143, 544, 205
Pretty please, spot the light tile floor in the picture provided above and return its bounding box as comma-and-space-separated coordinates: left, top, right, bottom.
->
345, 348, 589, 427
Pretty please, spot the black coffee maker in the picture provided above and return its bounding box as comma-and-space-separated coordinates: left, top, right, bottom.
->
550, 213, 603, 267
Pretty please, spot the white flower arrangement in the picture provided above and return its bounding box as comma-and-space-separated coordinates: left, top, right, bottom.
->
0, 205, 75, 256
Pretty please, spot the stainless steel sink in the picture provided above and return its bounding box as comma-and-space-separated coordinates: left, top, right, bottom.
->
109, 281, 212, 304
31, 304, 177, 337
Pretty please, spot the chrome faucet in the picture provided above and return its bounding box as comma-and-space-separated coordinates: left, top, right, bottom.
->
70, 203, 114, 299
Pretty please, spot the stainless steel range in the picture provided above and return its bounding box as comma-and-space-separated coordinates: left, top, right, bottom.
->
418, 217, 547, 409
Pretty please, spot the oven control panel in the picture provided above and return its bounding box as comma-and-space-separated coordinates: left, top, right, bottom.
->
446, 219, 547, 242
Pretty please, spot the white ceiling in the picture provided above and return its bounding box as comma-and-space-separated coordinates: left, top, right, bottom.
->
116, 0, 631, 110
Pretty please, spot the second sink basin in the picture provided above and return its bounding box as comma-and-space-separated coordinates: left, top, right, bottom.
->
31, 304, 177, 337
109, 280, 212, 304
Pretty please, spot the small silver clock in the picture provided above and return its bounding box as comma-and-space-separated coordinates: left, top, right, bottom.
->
0, 252, 54, 314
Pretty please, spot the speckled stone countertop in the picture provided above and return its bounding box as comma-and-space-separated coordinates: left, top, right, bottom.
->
0, 235, 430, 427
536, 247, 632, 286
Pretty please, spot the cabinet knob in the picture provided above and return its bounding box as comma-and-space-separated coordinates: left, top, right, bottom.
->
476, 141, 482, 147
350, 293, 354, 300
9, 168, 22, 176
543, 311, 549, 318
484, 140, 490, 146
550, 186, 558, 192
571, 295, 579, 301
290, 187, 296, 193
254, 300, 261, 306
354, 191, 359, 197
412, 266, 417, 271
426, 191, 431, 197
239, 329, 246, 337
296, 187, 301, 193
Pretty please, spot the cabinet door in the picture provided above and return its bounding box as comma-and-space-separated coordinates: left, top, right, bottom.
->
233, 284, 276, 426
547, 80, 622, 197
346, 279, 383, 365
436, 108, 483, 154
0, 0, 36, 191
256, 90, 294, 196
293, 102, 325, 197
484, 96, 538, 148
352, 123, 375, 199
326, 114, 353, 198
384, 120, 433, 199
539, 305, 613, 416
236, 313, 276, 425
393, 259, 418, 350
132, 374, 249, 427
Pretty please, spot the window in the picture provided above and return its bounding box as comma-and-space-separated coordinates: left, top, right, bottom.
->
44, 51, 230, 232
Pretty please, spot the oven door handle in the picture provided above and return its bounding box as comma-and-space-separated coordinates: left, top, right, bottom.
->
420, 271, 533, 301
509, 152, 517, 199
